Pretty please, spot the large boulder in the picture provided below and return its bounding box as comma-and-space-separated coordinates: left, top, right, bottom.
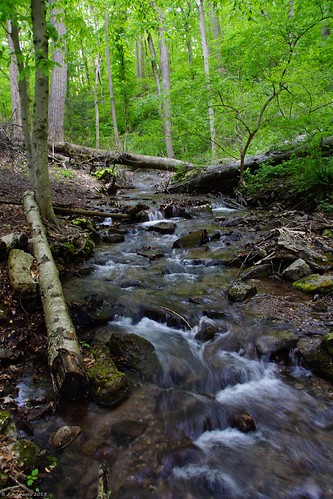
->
108, 332, 161, 382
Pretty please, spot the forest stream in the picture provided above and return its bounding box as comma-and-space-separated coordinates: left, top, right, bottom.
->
16, 170, 333, 499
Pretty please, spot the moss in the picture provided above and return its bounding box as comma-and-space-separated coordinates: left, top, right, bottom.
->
0, 411, 11, 434
88, 343, 131, 406
13, 439, 40, 470
293, 274, 333, 294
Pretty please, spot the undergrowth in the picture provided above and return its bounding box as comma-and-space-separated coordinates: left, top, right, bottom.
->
244, 152, 333, 211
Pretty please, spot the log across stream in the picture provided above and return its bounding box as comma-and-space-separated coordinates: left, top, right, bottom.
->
23, 171, 333, 498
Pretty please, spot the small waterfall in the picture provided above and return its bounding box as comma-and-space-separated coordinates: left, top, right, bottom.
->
148, 209, 164, 221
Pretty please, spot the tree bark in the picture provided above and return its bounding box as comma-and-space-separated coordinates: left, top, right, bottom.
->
23, 190, 89, 399
48, 0, 68, 144
50, 141, 193, 170
105, 12, 121, 150
196, 0, 216, 157
156, 6, 175, 159
6, 21, 23, 142
169, 137, 333, 194
31, 0, 57, 223
94, 54, 101, 149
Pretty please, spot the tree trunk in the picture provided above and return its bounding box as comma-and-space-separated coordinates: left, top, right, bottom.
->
48, 1, 68, 144
94, 54, 101, 149
23, 190, 89, 399
147, 33, 161, 95
105, 12, 121, 149
8, 21, 33, 175
169, 137, 333, 194
50, 141, 193, 170
156, 6, 175, 159
31, 0, 57, 224
196, 0, 216, 156
6, 20, 23, 142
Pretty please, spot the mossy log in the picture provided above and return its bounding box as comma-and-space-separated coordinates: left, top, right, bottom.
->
0, 232, 28, 260
54, 205, 130, 219
23, 190, 89, 399
51, 141, 193, 171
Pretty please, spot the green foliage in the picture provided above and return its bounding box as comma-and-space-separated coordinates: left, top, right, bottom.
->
26, 467, 39, 488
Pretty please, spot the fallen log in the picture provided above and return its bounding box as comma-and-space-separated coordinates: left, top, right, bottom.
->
23, 190, 89, 399
54, 206, 130, 219
169, 137, 333, 194
0, 232, 29, 260
50, 141, 193, 171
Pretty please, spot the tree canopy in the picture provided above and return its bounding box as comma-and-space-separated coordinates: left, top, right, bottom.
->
0, 0, 332, 165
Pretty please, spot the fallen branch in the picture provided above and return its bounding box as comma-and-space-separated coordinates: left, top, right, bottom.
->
23, 190, 89, 399
161, 306, 192, 330
54, 206, 130, 219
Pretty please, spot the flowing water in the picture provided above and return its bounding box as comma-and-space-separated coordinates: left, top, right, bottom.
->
37, 172, 333, 498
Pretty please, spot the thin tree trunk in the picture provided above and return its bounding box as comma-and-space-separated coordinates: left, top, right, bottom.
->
196, 0, 216, 156
8, 21, 33, 175
208, 2, 222, 67
48, 0, 68, 143
147, 34, 161, 95
105, 12, 121, 149
156, 6, 175, 158
135, 36, 145, 79
94, 55, 101, 149
31, 0, 57, 223
23, 191, 89, 399
6, 21, 23, 142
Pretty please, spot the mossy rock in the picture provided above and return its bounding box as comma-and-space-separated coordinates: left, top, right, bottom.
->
13, 439, 41, 470
107, 332, 161, 381
0, 411, 11, 434
88, 342, 131, 406
292, 273, 333, 294
228, 282, 257, 302
173, 227, 217, 249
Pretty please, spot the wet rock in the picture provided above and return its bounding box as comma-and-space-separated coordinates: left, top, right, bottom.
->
108, 332, 161, 382
230, 411, 256, 433
282, 258, 312, 281
194, 318, 221, 342
88, 342, 131, 406
111, 419, 148, 445
228, 282, 257, 302
173, 228, 213, 249
255, 329, 298, 359
293, 273, 333, 294
7, 249, 38, 298
70, 295, 115, 329
50, 425, 81, 450
147, 221, 177, 234
101, 232, 125, 244
142, 305, 186, 328
297, 336, 333, 380
240, 263, 273, 280
137, 248, 165, 260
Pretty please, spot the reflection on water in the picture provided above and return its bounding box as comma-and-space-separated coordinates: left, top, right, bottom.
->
41, 189, 333, 498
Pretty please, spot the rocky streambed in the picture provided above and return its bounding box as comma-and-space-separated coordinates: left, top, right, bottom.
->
1, 167, 333, 498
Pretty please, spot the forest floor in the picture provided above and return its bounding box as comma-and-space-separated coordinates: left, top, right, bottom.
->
1, 143, 333, 495
0, 144, 108, 495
